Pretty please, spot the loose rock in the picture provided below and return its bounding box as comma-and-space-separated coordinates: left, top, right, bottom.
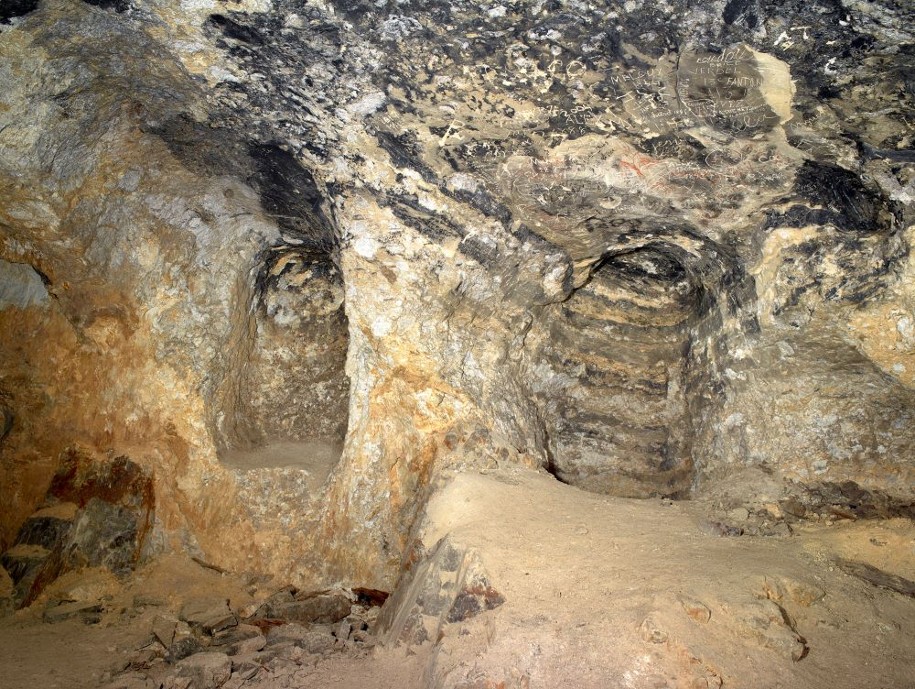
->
180, 597, 237, 635
175, 652, 232, 689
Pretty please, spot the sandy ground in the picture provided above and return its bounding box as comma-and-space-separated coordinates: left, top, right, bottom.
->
220, 440, 343, 475
419, 468, 915, 689
0, 467, 913, 689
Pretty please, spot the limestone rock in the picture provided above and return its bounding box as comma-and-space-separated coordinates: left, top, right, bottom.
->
175, 652, 232, 689
253, 590, 351, 625
101, 673, 159, 689
211, 624, 266, 656
639, 616, 670, 644
680, 596, 712, 624
762, 576, 826, 608
152, 614, 178, 648
42, 599, 104, 625
266, 623, 337, 655
0, 451, 153, 607
835, 560, 915, 598
179, 597, 238, 635
378, 538, 504, 647
732, 600, 808, 662
168, 635, 204, 663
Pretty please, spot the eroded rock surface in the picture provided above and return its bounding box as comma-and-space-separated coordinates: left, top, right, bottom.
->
0, 0, 913, 600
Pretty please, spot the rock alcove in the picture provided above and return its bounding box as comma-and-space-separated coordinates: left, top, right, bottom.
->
1, 0, 915, 687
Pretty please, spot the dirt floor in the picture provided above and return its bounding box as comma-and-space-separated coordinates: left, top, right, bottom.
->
219, 441, 343, 475
1, 467, 913, 689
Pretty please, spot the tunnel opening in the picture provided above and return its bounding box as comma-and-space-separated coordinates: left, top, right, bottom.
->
216, 245, 350, 511
532, 242, 710, 499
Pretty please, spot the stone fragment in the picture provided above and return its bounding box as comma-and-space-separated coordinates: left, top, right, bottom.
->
101, 672, 158, 689
168, 622, 203, 662
334, 617, 352, 643
836, 559, 915, 598
128, 643, 166, 670
65, 499, 142, 575
780, 498, 807, 519
260, 642, 311, 665
162, 677, 193, 689
175, 652, 232, 689
727, 507, 750, 522
378, 538, 504, 647
250, 587, 295, 619
766, 522, 792, 537
266, 622, 337, 654
211, 623, 266, 655
0, 544, 54, 605
152, 614, 177, 647
256, 641, 298, 661
230, 656, 262, 681
2, 452, 155, 607
447, 580, 506, 623
15, 512, 75, 550
680, 596, 711, 623
763, 576, 825, 607
134, 594, 167, 608
180, 596, 238, 634
733, 600, 807, 661
221, 678, 248, 689
352, 629, 373, 645
261, 591, 351, 624
697, 520, 744, 537
639, 616, 669, 644
42, 599, 104, 624
237, 601, 261, 619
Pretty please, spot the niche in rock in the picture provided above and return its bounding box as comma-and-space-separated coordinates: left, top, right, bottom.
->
531, 245, 706, 498
220, 248, 349, 494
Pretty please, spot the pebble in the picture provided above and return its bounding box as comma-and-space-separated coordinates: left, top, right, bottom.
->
727, 507, 750, 522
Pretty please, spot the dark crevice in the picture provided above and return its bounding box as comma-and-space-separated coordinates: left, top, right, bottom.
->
208, 14, 264, 46
247, 143, 336, 251
82, 0, 129, 12
793, 160, 894, 235
0, 0, 39, 23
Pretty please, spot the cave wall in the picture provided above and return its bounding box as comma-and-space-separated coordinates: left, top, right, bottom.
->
0, 0, 283, 563
1, 0, 914, 590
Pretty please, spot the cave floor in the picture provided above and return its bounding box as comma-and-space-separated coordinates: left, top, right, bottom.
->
219, 440, 343, 475
0, 469, 913, 689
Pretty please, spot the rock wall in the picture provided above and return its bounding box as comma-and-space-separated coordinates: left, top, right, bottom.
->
1, 0, 913, 589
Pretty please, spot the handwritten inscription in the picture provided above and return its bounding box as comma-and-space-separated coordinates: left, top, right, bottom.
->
462, 140, 791, 217
426, 44, 793, 210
